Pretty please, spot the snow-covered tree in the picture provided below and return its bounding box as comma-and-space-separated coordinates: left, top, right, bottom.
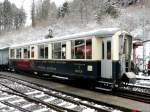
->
41, 0, 50, 20
57, 2, 69, 18
31, 0, 36, 27
35, 0, 50, 22
14, 8, 26, 29
95, 0, 119, 23
0, 0, 26, 33
3, 0, 13, 31
33, 0, 57, 26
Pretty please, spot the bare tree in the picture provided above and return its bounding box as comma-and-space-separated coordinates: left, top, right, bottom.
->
31, 0, 36, 27
0, 0, 26, 33
57, 2, 69, 18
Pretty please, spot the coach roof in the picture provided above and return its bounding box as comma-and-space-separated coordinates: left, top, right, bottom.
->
0, 47, 9, 50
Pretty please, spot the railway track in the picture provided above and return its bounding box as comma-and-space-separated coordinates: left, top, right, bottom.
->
0, 89, 53, 112
2, 72, 150, 105
0, 73, 126, 112
114, 90, 150, 104
115, 84, 150, 104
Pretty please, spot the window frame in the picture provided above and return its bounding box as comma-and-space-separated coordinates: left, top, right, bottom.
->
52, 41, 66, 59
23, 46, 30, 59
107, 41, 111, 60
71, 38, 92, 60
102, 41, 104, 59
61, 42, 66, 59
10, 49, 15, 59
30, 46, 35, 59
38, 43, 49, 59
85, 39, 92, 59
16, 48, 22, 59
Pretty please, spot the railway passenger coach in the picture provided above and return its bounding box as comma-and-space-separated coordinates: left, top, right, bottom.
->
9, 28, 134, 89
0, 47, 9, 70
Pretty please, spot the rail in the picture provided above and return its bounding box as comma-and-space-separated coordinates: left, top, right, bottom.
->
0, 73, 125, 112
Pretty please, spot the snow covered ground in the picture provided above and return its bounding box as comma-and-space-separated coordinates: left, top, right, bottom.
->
136, 79, 150, 87
136, 72, 150, 79
135, 72, 150, 87
0, 22, 112, 49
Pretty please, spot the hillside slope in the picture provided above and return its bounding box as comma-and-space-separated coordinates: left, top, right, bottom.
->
0, 2, 149, 48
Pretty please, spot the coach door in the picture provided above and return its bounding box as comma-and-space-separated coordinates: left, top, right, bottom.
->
101, 38, 112, 79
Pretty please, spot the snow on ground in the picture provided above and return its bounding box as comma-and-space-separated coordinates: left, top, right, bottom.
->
136, 72, 150, 79
135, 72, 150, 87
136, 79, 150, 86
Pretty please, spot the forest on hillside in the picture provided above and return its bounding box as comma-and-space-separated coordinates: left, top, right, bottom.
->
31, 0, 145, 30
0, 0, 150, 49
0, 0, 26, 33
1, 0, 150, 39
32, 0, 142, 25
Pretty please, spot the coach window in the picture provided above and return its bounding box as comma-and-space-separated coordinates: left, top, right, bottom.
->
102, 41, 104, 59
86, 39, 92, 59
16, 48, 22, 59
16, 49, 19, 58
45, 44, 48, 59
52, 42, 61, 59
23, 47, 28, 58
38, 45, 44, 59
61, 42, 66, 59
27, 46, 30, 58
31, 46, 34, 58
72, 39, 85, 59
10, 49, 15, 58
107, 41, 111, 60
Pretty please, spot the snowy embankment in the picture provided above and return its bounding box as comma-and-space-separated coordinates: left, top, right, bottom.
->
0, 27, 48, 48
0, 22, 108, 48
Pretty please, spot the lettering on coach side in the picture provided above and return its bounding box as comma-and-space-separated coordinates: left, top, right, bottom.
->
48, 67, 56, 71
74, 65, 83, 73
75, 69, 83, 73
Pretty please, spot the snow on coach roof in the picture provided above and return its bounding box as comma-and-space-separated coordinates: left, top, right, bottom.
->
10, 28, 120, 48
0, 46, 9, 50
